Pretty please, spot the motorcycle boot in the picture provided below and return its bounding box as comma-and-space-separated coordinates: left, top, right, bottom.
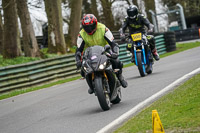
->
116, 70, 128, 88
152, 48, 160, 61
147, 35, 160, 61
86, 75, 94, 94
88, 88, 94, 94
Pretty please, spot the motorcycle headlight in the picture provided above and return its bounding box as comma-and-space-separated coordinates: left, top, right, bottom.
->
84, 67, 87, 71
99, 62, 107, 70
99, 64, 105, 70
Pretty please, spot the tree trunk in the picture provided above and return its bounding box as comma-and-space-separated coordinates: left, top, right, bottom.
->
91, 0, 100, 21
83, 0, 92, 14
100, 0, 115, 30
2, 0, 21, 58
132, 0, 139, 7
0, 10, 3, 55
66, 0, 83, 48
16, 0, 41, 57
144, 0, 156, 23
44, 0, 66, 54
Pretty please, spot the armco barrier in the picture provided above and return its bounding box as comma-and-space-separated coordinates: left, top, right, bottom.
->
154, 34, 167, 54
0, 54, 79, 93
119, 44, 132, 65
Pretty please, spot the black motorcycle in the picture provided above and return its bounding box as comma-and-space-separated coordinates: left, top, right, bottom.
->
81, 45, 122, 111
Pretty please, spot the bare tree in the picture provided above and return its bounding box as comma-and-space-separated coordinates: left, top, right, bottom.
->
2, 0, 21, 58
0, 10, 3, 55
91, 0, 100, 21
82, 0, 100, 21
66, 0, 83, 48
100, 0, 115, 30
144, 0, 156, 23
44, 0, 66, 54
162, 0, 200, 17
83, 0, 92, 14
132, 0, 139, 7
16, 0, 41, 57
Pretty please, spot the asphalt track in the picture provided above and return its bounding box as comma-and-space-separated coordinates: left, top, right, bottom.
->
0, 46, 200, 133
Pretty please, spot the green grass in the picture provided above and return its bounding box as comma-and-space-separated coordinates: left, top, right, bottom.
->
0, 56, 40, 67
0, 42, 199, 100
0, 48, 71, 67
114, 74, 200, 133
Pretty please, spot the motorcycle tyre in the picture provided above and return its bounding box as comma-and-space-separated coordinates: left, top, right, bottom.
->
94, 76, 111, 111
136, 52, 146, 77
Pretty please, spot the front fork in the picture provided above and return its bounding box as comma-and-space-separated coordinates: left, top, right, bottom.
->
133, 44, 146, 66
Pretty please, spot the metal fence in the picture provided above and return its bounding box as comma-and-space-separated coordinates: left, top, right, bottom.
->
0, 32, 167, 93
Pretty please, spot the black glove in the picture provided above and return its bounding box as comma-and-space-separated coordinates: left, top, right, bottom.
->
111, 53, 118, 59
76, 60, 82, 69
111, 45, 119, 59
120, 34, 126, 42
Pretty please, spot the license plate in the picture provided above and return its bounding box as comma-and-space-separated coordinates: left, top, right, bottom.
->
131, 33, 142, 41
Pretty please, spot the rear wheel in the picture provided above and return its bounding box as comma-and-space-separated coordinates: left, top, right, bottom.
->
94, 76, 111, 111
136, 52, 146, 77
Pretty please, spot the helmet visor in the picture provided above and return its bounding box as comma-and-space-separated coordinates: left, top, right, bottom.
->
83, 23, 96, 34
128, 9, 138, 19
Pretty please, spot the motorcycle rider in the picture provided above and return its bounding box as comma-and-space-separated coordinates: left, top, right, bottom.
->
120, 5, 160, 62
75, 14, 128, 94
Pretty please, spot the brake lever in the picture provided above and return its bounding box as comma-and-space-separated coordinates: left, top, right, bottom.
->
105, 52, 111, 57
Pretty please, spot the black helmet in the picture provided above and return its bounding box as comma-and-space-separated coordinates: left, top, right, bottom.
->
127, 5, 138, 19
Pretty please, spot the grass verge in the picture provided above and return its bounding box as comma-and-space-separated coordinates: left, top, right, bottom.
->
0, 56, 40, 67
0, 42, 199, 100
114, 73, 200, 133
0, 48, 69, 67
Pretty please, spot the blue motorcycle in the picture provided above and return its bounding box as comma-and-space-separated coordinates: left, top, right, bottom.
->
129, 32, 154, 77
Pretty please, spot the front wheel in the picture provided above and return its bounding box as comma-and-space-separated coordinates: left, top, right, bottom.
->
94, 76, 111, 111
136, 52, 146, 77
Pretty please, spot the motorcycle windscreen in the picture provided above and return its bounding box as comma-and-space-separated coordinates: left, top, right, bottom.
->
84, 46, 104, 60
83, 46, 105, 70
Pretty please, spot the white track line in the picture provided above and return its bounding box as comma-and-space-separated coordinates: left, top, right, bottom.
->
97, 67, 200, 133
